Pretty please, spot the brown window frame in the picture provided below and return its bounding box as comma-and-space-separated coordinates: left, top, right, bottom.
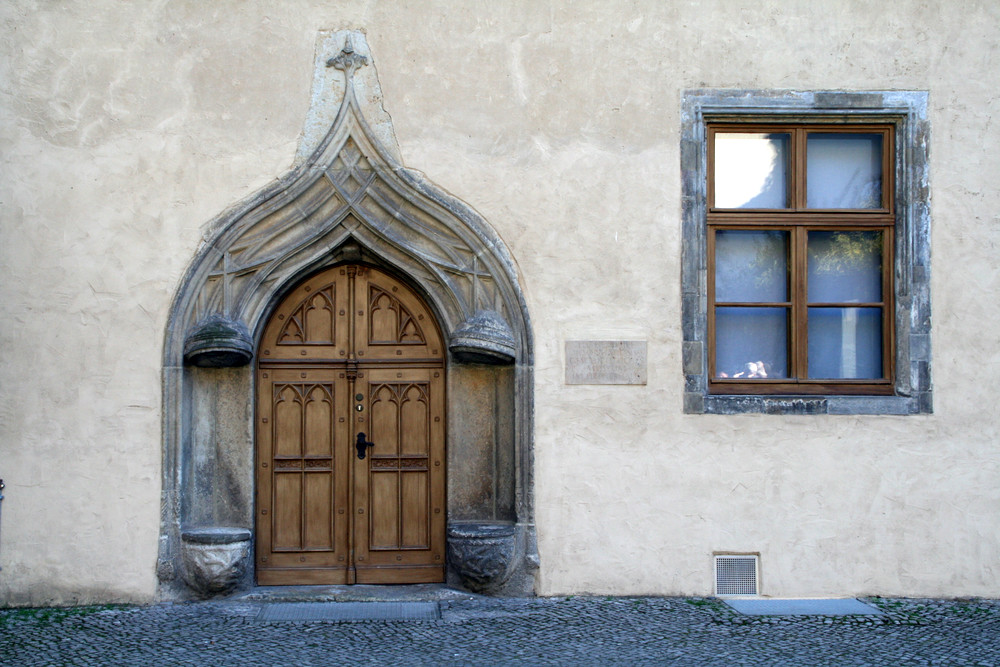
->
707, 123, 896, 396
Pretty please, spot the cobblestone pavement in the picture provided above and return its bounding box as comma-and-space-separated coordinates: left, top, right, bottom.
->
2, 596, 998, 666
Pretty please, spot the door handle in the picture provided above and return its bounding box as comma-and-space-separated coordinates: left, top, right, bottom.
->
355, 432, 374, 459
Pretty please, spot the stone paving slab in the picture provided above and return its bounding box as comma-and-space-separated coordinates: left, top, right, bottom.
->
257, 601, 440, 622
723, 598, 883, 616
1, 596, 998, 666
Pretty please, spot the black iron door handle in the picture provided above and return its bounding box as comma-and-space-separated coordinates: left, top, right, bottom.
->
355, 432, 374, 459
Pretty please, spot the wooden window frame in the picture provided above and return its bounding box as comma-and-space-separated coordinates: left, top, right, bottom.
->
681, 91, 931, 416
707, 123, 896, 396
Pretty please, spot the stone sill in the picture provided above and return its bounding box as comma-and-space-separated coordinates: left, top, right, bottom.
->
684, 392, 931, 416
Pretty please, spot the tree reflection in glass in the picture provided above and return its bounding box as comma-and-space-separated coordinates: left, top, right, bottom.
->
808, 231, 882, 303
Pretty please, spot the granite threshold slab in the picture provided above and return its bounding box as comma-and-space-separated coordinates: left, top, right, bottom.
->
257, 600, 441, 622
232, 583, 480, 604
723, 597, 884, 616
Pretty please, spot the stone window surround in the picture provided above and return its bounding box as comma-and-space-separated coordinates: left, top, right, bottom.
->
681, 90, 931, 415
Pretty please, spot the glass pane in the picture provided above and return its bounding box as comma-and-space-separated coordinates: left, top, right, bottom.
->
715, 230, 789, 302
714, 133, 790, 208
808, 307, 882, 379
807, 231, 883, 303
807, 133, 883, 208
715, 307, 788, 378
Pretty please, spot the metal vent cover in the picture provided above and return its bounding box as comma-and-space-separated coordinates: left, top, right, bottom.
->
715, 554, 759, 596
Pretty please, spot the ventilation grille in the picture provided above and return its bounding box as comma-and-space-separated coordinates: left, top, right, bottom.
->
715, 555, 759, 596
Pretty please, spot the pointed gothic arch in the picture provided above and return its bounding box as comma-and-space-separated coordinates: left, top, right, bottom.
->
160, 34, 535, 597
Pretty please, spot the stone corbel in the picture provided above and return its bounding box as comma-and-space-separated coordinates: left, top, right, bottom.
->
448, 310, 516, 365
183, 315, 253, 368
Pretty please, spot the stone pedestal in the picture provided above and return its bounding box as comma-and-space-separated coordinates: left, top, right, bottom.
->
180, 527, 251, 597
447, 522, 518, 594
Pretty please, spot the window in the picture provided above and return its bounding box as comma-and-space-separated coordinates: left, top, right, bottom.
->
708, 124, 894, 395
681, 91, 931, 415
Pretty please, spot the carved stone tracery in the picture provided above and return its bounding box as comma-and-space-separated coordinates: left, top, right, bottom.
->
180, 43, 519, 357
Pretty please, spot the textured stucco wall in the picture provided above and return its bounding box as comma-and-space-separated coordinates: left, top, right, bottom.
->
1, 0, 998, 604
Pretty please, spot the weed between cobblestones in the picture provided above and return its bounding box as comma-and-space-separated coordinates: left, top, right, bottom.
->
0, 604, 129, 629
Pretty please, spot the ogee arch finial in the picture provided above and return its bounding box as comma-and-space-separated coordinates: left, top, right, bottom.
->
326, 34, 368, 81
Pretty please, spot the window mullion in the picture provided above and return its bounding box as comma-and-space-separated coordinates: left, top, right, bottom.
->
792, 226, 809, 380
793, 127, 807, 209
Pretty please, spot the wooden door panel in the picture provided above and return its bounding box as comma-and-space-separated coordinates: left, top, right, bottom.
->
370, 385, 400, 457
401, 472, 429, 547
303, 385, 333, 456
369, 472, 400, 549
272, 473, 303, 550
302, 471, 333, 549
353, 565, 446, 585
273, 386, 303, 457
401, 385, 430, 455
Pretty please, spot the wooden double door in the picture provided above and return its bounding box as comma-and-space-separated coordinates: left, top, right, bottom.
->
256, 265, 446, 585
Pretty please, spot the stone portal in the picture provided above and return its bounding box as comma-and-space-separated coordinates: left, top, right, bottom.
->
159, 32, 536, 598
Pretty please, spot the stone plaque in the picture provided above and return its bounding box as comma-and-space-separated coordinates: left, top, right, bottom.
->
564, 341, 647, 385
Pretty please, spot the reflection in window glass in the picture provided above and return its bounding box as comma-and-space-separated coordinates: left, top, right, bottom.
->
808, 307, 882, 379
716, 230, 789, 302
808, 231, 882, 303
715, 133, 790, 208
807, 134, 882, 208
715, 307, 788, 378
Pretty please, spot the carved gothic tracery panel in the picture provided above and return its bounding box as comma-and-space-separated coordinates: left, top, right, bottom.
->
369, 286, 426, 345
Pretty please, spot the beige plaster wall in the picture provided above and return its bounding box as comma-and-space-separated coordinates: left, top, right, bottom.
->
1, 0, 998, 604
